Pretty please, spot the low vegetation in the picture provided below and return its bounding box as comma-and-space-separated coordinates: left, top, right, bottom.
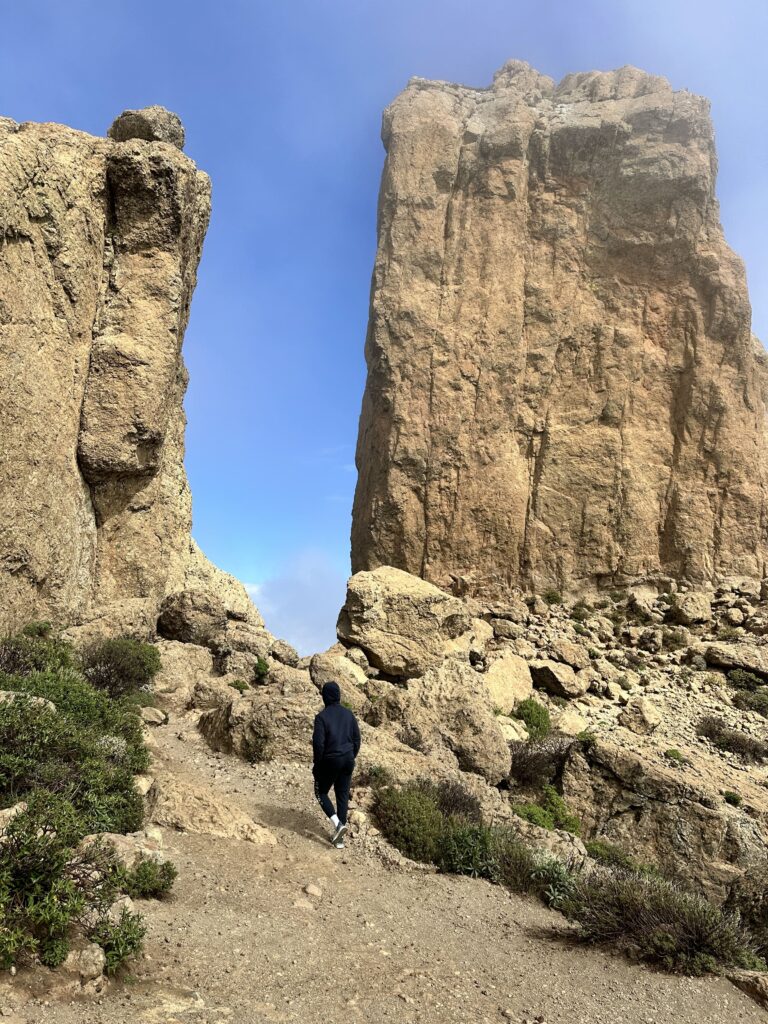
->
512, 697, 551, 740
512, 783, 580, 835
697, 715, 768, 762
371, 776, 762, 976
0, 627, 174, 974
508, 735, 573, 786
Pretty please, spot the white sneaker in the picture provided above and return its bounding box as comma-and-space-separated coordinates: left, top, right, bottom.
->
331, 822, 348, 847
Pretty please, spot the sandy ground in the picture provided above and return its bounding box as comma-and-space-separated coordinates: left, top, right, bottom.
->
3, 722, 766, 1024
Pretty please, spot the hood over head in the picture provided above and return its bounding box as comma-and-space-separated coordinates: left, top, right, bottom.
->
321, 681, 341, 706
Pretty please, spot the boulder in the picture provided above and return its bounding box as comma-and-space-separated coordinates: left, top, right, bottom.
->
618, 697, 662, 735
696, 642, 768, 680
368, 659, 511, 783
148, 771, 275, 845
309, 650, 368, 714
552, 708, 589, 737
550, 639, 591, 670
482, 651, 532, 712
157, 589, 227, 645
671, 591, 713, 626
336, 567, 473, 678
530, 660, 590, 699
153, 639, 215, 702
198, 690, 316, 764
108, 105, 185, 148
496, 715, 529, 743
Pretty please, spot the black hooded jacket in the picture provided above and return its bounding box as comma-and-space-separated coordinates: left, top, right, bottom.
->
312, 682, 361, 764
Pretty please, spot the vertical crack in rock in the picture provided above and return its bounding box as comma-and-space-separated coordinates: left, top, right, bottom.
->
352, 62, 768, 597
0, 109, 261, 634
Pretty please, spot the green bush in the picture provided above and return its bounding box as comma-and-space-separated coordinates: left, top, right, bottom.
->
254, 656, 270, 683
542, 589, 563, 606
21, 622, 53, 639
229, 679, 249, 694
563, 869, 763, 975
90, 908, 146, 975
663, 748, 690, 765
0, 687, 144, 834
570, 602, 590, 623
80, 637, 161, 699
725, 863, 768, 959
512, 784, 581, 835
435, 822, 497, 878
733, 689, 768, 717
373, 783, 445, 864
0, 794, 121, 970
118, 856, 178, 900
585, 839, 658, 876
697, 716, 768, 762
723, 791, 742, 807
728, 669, 764, 693
513, 698, 551, 740
0, 633, 73, 676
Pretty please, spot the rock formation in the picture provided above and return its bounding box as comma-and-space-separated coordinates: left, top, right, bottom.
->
352, 61, 768, 597
0, 107, 259, 636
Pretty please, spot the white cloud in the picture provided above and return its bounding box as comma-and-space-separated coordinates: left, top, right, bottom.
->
245, 550, 349, 657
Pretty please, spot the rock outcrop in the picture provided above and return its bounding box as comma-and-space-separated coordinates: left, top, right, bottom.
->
351, 61, 768, 597
0, 108, 260, 636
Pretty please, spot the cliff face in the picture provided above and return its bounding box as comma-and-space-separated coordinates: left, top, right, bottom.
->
352, 62, 768, 596
0, 108, 257, 634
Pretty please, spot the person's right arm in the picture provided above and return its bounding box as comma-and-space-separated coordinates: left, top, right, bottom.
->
312, 714, 326, 764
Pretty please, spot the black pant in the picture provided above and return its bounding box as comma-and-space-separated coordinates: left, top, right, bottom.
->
313, 754, 355, 825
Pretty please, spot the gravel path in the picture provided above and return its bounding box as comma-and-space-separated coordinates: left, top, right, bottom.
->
3, 722, 766, 1024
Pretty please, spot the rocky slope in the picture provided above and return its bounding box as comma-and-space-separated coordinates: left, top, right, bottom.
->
352, 61, 768, 597
0, 107, 258, 639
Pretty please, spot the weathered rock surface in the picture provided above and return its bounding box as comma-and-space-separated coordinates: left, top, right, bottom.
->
351, 61, 768, 596
337, 566, 473, 678
0, 109, 263, 637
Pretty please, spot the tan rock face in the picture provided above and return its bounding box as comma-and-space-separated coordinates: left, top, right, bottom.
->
0, 109, 258, 635
351, 61, 768, 596
336, 566, 473, 678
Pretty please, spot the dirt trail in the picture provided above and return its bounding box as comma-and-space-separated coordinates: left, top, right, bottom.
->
5, 721, 766, 1024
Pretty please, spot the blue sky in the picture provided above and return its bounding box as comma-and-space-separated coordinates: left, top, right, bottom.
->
2, 1, 766, 652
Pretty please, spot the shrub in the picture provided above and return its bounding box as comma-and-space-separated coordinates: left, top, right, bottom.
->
117, 856, 177, 900
697, 716, 768, 762
718, 625, 742, 642
508, 735, 573, 786
728, 669, 764, 693
80, 637, 161, 699
513, 698, 551, 740
90, 909, 146, 975
229, 679, 249, 694
563, 869, 763, 975
21, 621, 53, 638
570, 602, 590, 623
513, 784, 580, 835
663, 748, 690, 765
585, 839, 657, 876
0, 632, 73, 676
373, 783, 445, 864
662, 628, 689, 652
254, 656, 270, 683
356, 763, 393, 789
0, 794, 122, 970
542, 589, 562, 606
573, 623, 587, 636
0, 688, 144, 834
723, 791, 742, 807
435, 822, 497, 878
725, 863, 768, 958
733, 689, 768, 717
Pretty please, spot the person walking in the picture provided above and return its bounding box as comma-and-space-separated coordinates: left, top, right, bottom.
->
312, 681, 360, 849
